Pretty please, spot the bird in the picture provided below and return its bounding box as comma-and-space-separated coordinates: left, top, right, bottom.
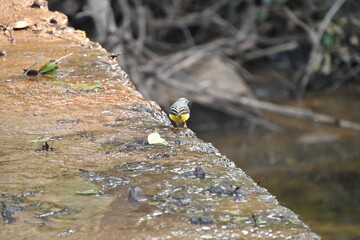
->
169, 98, 190, 128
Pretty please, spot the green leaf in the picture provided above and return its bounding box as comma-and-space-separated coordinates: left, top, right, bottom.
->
74, 81, 103, 91
45, 80, 103, 91
148, 201, 161, 206
39, 60, 58, 75
76, 189, 99, 195
147, 132, 168, 145
323, 33, 334, 48
43, 69, 58, 75
29, 137, 51, 143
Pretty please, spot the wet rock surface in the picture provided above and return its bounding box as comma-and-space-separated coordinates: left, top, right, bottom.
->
0, 1, 320, 239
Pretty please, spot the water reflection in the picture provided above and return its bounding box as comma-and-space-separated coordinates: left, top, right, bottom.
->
193, 97, 360, 240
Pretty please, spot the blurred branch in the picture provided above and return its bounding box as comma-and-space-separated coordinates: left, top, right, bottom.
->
87, 0, 117, 44
70, 0, 357, 131
295, 0, 347, 98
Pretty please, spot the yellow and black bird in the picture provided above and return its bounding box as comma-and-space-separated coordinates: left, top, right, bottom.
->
169, 98, 190, 128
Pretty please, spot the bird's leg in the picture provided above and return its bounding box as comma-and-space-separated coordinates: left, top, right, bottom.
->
184, 122, 187, 128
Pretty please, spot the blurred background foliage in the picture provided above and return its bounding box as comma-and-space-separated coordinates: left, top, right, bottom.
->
48, 0, 358, 104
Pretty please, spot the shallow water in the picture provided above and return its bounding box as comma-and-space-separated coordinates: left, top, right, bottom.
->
194, 86, 360, 240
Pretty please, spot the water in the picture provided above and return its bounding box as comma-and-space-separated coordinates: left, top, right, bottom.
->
193, 85, 360, 240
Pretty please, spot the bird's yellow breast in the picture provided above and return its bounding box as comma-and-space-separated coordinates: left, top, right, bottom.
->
169, 113, 190, 124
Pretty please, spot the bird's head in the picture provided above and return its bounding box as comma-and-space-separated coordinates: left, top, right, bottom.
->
177, 97, 190, 105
